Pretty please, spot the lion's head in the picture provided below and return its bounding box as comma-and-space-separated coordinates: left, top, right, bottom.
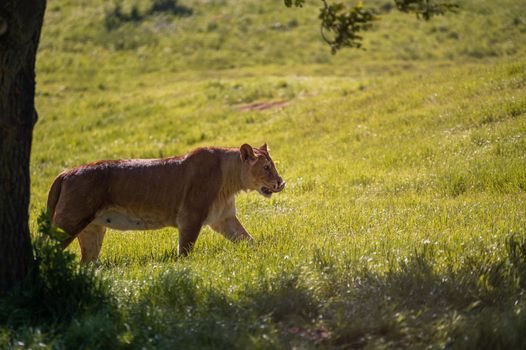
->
240, 143, 285, 198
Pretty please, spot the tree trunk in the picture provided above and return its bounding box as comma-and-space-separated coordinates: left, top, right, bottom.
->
0, 1, 46, 295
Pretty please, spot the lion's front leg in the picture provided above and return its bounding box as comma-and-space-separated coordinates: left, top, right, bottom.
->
177, 215, 204, 257
210, 216, 254, 243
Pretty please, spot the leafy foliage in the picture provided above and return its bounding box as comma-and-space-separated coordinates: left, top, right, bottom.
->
285, 0, 459, 52
319, 0, 379, 53
0, 211, 120, 348
36, 210, 70, 242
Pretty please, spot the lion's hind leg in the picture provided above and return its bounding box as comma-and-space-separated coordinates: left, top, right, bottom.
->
77, 223, 107, 263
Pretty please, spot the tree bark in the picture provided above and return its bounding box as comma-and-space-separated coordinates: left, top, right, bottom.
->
0, 0, 46, 295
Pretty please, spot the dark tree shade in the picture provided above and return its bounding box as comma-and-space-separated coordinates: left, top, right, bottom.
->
0, 0, 47, 295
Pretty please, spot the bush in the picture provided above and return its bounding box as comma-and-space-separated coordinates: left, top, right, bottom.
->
149, 0, 193, 16
104, 0, 193, 31
0, 211, 120, 348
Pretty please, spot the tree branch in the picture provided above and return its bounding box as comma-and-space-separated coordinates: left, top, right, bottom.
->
284, 0, 459, 53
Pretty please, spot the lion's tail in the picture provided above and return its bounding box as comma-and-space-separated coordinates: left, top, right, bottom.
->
47, 173, 65, 219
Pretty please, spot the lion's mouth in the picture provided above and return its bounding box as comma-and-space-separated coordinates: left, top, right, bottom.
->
261, 187, 273, 197
260, 182, 285, 198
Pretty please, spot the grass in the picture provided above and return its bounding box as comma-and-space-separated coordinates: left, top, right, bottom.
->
1, 0, 526, 348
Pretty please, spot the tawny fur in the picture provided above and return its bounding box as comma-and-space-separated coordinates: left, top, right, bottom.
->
46, 144, 285, 262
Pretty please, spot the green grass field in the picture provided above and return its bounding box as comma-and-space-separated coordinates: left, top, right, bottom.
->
2, 0, 526, 348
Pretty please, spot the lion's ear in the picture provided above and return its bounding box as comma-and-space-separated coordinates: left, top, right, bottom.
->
240, 144, 256, 161
260, 143, 269, 153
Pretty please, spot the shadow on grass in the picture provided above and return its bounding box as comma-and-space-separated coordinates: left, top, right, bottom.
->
128, 268, 321, 349
2, 231, 525, 349
126, 233, 526, 349
323, 243, 526, 349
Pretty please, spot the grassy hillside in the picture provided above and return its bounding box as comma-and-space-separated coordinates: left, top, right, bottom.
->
3, 0, 526, 348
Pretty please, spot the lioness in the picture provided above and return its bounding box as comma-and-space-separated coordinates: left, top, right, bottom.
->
47, 143, 285, 262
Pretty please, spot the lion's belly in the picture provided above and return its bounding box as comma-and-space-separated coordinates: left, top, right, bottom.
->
92, 209, 166, 231
203, 198, 236, 226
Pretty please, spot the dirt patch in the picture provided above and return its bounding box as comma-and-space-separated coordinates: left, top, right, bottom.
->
239, 100, 289, 111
